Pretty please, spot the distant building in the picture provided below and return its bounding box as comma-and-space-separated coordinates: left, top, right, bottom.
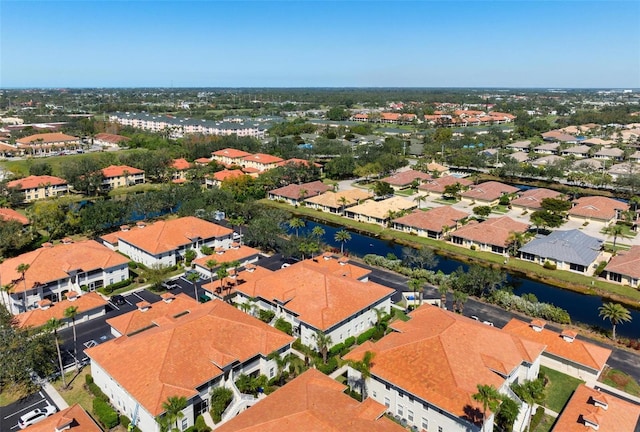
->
16, 132, 80, 156
267, 180, 331, 206
519, 230, 604, 274
101, 165, 145, 190
94, 133, 131, 148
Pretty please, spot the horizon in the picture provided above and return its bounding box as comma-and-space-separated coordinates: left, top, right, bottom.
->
2, 1, 639, 88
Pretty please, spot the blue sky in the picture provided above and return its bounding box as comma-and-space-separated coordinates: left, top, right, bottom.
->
1, 1, 639, 88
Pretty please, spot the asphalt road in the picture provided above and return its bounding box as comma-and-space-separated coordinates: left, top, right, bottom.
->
0, 389, 57, 431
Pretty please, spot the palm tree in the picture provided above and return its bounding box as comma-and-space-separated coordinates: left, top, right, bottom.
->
205, 259, 218, 282
46, 318, 67, 389
228, 216, 246, 245
334, 229, 352, 254
512, 379, 545, 432
16, 263, 30, 312
452, 290, 468, 314
413, 193, 426, 209
604, 224, 629, 250
289, 217, 305, 237
64, 305, 79, 370
348, 350, 376, 398
598, 302, 632, 340
438, 279, 449, 309
311, 225, 325, 239
506, 231, 527, 257
338, 195, 349, 214
267, 351, 289, 385
408, 278, 424, 307
472, 384, 501, 432
312, 330, 332, 364
216, 264, 230, 299
186, 271, 199, 300
160, 395, 187, 432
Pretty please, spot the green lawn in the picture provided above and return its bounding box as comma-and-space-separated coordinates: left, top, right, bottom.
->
600, 367, 640, 397
491, 205, 510, 214
394, 188, 417, 196
534, 414, 556, 432
431, 198, 457, 205
51, 367, 95, 415
541, 366, 584, 413
391, 308, 410, 322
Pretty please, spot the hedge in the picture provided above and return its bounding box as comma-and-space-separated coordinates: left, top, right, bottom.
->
258, 309, 275, 323
210, 387, 233, 424
315, 356, 338, 374
99, 278, 133, 294
529, 406, 545, 431
344, 336, 356, 348
87, 382, 109, 402
274, 318, 293, 335
93, 398, 119, 429
356, 328, 377, 345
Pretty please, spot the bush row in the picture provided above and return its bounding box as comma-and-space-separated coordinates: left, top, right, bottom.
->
210, 387, 233, 424
85, 375, 109, 402
488, 290, 571, 324
93, 398, 119, 429
99, 278, 133, 294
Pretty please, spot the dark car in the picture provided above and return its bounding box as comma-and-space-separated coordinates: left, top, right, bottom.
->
111, 295, 126, 306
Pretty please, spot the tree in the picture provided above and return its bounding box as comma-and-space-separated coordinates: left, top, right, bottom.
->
63, 306, 79, 371
326, 106, 349, 121
184, 248, 197, 266
334, 229, 352, 254
438, 279, 449, 309
472, 205, 492, 219
603, 224, 629, 250
495, 395, 519, 432
187, 272, 199, 300
312, 330, 332, 364
372, 181, 393, 197
348, 350, 375, 398
402, 246, 438, 270
413, 193, 427, 209
216, 264, 230, 298
598, 302, 632, 341
227, 216, 245, 245
472, 384, 502, 432
540, 197, 571, 213
16, 263, 30, 312
506, 231, 527, 257
289, 217, 305, 238
160, 395, 187, 432
46, 318, 67, 389
512, 378, 546, 432
443, 182, 463, 200
408, 278, 425, 306
529, 210, 564, 230
452, 290, 468, 314
205, 259, 218, 282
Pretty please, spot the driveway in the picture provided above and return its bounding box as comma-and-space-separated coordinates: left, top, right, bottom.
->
0, 389, 58, 431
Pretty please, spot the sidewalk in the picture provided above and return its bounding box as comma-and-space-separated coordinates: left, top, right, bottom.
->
41, 382, 69, 410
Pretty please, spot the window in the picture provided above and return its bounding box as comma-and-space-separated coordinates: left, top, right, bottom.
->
408, 410, 414, 422
421, 418, 428, 429
181, 418, 188, 431
269, 367, 274, 378
384, 397, 390, 408
372, 391, 377, 398
397, 404, 404, 417
609, 272, 622, 283
438, 427, 443, 432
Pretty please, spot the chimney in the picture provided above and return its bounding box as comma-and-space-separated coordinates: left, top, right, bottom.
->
66, 291, 79, 302
161, 293, 175, 303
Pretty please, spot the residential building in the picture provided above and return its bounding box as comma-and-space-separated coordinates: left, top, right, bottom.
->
530, 155, 564, 167
94, 133, 131, 148
561, 145, 591, 158
551, 385, 640, 432
541, 130, 578, 143
304, 189, 370, 214
0, 240, 129, 314
232, 256, 394, 349
344, 196, 417, 226
267, 180, 331, 206
572, 158, 603, 171
502, 319, 611, 381
582, 137, 615, 146
15, 292, 108, 329
345, 305, 544, 432
101, 165, 145, 190
508, 151, 530, 163
99, 217, 233, 267
460, 181, 520, 205
603, 245, 640, 287
519, 230, 604, 274
0, 207, 29, 225
506, 140, 532, 151
594, 147, 624, 161
211, 148, 252, 166
533, 142, 560, 155
6, 175, 68, 202
240, 153, 283, 172
392, 206, 469, 239
204, 169, 249, 188
568, 196, 628, 226
607, 162, 637, 180
418, 175, 473, 195
450, 216, 529, 255
16, 132, 80, 156
216, 369, 406, 432
86, 299, 294, 432
170, 158, 191, 183
510, 188, 564, 212
20, 404, 102, 432
192, 244, 261, 280
424, 161, 450, 176
380, 169, 431, 190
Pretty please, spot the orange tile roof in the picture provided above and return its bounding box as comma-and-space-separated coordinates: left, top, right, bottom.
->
452, 217, 529, 248
0, 241, 129, 293
605, 245, 640, 279
193, 245, 261, 268
235, 258, 389, 331
268, 181, 331, 200
304, 189, 371, 209
86, 299, 294, 417
0, 207, 29, 224
242, 153, 283, 164
461, 181, 519, 201
101, 164, 144, 178
277, 158, 322, 168
15, 292, 108, 329
393, 206, 469, 233
418, 175, 473, 193
552, 384, 640, 432
21, 403, 102, 432
212, 148, 252, 158
568, 196, 629, 220
16, 132, 78, 144
345, 305, 544, 420
107, 293, 199, 336
6, 175, 67, 190
212, 169, 249, 182
511, 188, 564, 210
380, 169, 432, 187
95, 133, 130, 144
100, 216, 232, 255
195, 157, 212, 164
502, 319, 611, 372
216, 369, 405, 432
171, 158, 191, 170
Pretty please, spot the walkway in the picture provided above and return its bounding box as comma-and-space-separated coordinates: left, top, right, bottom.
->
41, 382, 69, 410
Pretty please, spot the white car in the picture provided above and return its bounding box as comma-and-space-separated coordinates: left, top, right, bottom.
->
18, 405, 57, 429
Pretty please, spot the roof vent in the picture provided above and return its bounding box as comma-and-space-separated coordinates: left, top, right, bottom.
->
137, 301, 151, 312
582, 413, 600, 430
120, 225, 130, 232
66, 291, 79, 301
161, 293, 175, 303
530, 319, 546, 332
136, 221, 146, 228
42, 242, 54, 248
561, 329, 577, 343
38, 299, 52, 310
62, 237, 73, 244
590, 394, 608, 410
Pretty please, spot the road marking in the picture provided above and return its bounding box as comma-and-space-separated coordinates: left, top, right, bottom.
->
109, 301, 120, 311
132, 292, 145, 301
3, 398, 45, 419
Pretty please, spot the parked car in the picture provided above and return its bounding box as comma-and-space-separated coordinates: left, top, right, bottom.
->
111, 295, 126, 306
199, 294, 211, 303
161, 281, 178, 290
18, 405, 57, 429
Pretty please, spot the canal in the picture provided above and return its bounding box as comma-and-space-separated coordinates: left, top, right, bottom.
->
295, 219, 640, 339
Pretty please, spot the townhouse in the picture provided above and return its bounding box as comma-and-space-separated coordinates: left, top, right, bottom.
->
211, 148, 253, 166
99, 216, 233, 267
192, 244, 261, 281
345, 305, 544, 432
6, 175, 68, 203
568, 196, 628, 226
460, 181, 520, 205
170, 158, 191, 183
392, 206, 469, 239
304, 189, 371, 214
16, 132, 80, 156
101, 165, 145, 190
603, 245, 640, 287
94, 133, 131, 148
14, 292, 108, 329
560, 145, 591, 159
21, 404, 102, 432
86, 299, 294, 432
0, 240, 129, 314
204, 169, 250, 188
240, 153, 284, 172
267, 180, 331, 205
418, 175, 473, 195
450, 216, 529, 255
380, 169, 432, 190
593, 147, 625, 161
344, 196, 417, 226
510, 188, 564, 212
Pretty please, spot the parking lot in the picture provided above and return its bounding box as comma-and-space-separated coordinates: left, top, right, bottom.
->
0, 390, 58, 431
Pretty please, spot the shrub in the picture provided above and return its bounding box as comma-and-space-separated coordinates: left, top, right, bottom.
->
80, 285, 88, 292
529, 406, 545, 431
344, 336, 356, 348
594, 261, 607, 276
93, 398, 119, 429
543, 261, 557, 270
274, 318, 293, 335
105, 278, 133, 292
210, 387, 233, 423
315, 356, 338, 374
85, 374, 94, 385
356, 328, 377, 345
194, 414, 211, 432
258, 309, 275, 323
87, 382, 109, 402
329, 343, 345, 357
120, 415, 130, 430
470, 245, 477, 251
128, 261, 138, 269
200, 245, 213, 256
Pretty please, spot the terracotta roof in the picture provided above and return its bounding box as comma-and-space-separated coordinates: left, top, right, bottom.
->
216, 369, 405, 432
304, 189, 371, 209
426, 161, 449, 173
277, 158, 322, 168
95, 133, 130, 144
604, 245, 640, 279
107, 293, 199, 336
461, 181, 519, 201
511, 188, 564, 210
552, 384, 640, 432
541, 130, 578, 142
15, 292, 108, 329
211, 169, 248, 182
101, 165, 144, 178
16, 132, 78, 144
171, 158, 191, 170
0, 207, 29, 224
86, 299, 294, 417
346, 196, 417, 220
6, 175, 67, 190
502, 319, 611, 372
380, 169, 432, 187
235, 258, 390, 331
193, 245, 261, 268
20, 403, 102, 432
268, 181, 331, 200
242, 153, 283, 165
212, 148, 252, 158
345, 305, 544, 420
100, 217, 232, 255
568, 196, 628, 220
393, 206, 469, 233
452, 217, 529, 248
0, 240, 129, 293
418, 175, 473, 193
195, 157, 212, 164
